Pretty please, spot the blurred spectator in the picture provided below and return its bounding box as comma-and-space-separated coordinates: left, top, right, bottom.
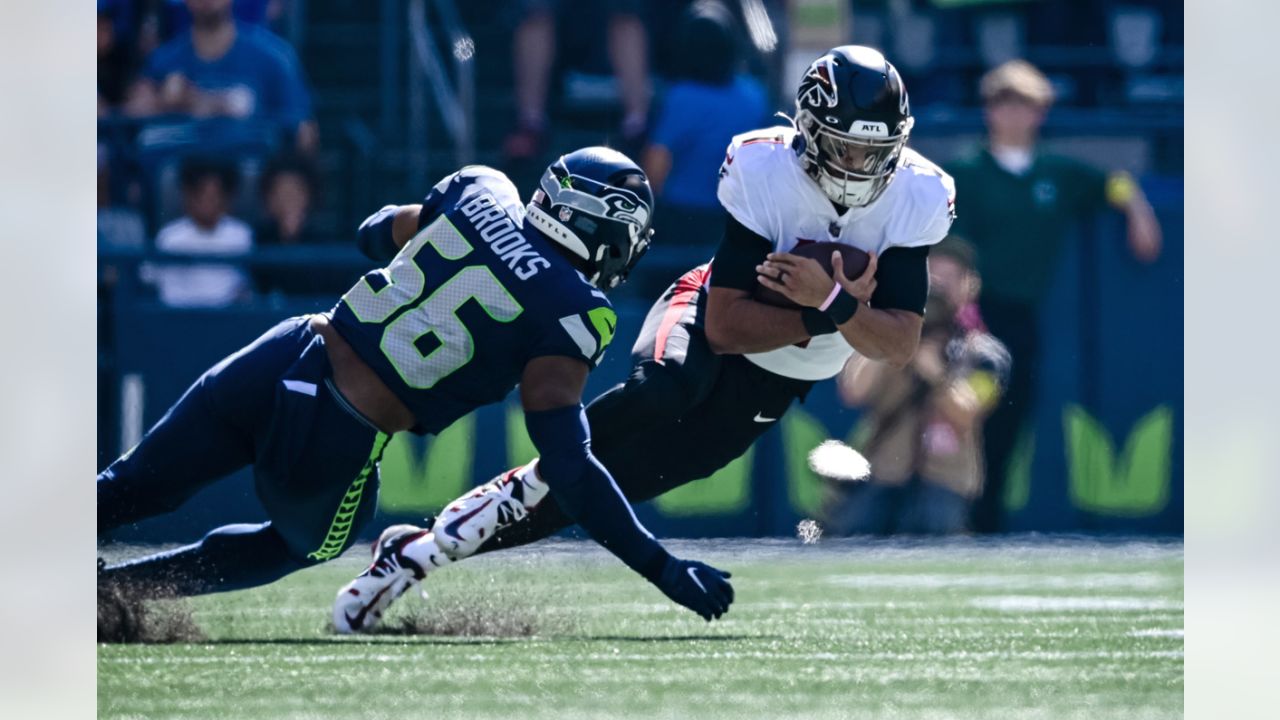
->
253, 153, 319, 246
818, 239, 1010, 536
251, 153, 351, 297
148, 157, 253, 308
161, 0, 284, 39
505, 0, 651, 159
641, 1, 768, 250
945, 59, 1163, 533
99, 2, 139, 116
125, 0, 318, 153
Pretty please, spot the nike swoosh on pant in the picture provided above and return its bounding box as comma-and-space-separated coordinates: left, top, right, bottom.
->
753, 413, 777, 423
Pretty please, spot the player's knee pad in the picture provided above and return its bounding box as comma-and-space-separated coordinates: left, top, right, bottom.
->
432, 461, 548, 559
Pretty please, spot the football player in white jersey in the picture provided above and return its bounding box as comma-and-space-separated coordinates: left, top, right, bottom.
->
333, 45, 956, 632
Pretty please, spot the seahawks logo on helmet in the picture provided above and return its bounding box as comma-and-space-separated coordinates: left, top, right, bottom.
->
602, 192, 649, 229
525, 147, 656, 290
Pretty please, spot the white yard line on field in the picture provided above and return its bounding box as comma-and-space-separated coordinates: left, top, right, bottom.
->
824, 572, 1176, 591
968, 596, 1182, 612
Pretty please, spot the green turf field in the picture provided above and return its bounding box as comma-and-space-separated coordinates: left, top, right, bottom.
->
98, 537, 1183, 720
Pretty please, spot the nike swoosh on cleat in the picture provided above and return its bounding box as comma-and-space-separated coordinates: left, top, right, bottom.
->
346, 584, 393, 631
687, 567, 708, 593
442, 498, 494, 540
752, 413, 777, 423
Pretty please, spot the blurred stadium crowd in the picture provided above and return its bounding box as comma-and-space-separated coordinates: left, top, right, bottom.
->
98, 0, 1183, 535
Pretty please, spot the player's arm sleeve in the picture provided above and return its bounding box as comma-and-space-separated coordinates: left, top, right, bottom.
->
523, 403, 671, 582
870, 245, 931, 315
709, 214, 773, 291
355, 205, 402, 262
356, 169, 463, 262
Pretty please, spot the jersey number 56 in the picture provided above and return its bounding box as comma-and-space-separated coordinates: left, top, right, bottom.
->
341, 217, 524, 389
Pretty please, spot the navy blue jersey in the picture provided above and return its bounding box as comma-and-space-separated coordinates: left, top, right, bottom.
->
331, 167, 617, 435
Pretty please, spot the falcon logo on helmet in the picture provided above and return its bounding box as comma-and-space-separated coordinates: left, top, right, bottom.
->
526, 147, 655, 290
792, 45, 914, 208
799, 55, 839, 108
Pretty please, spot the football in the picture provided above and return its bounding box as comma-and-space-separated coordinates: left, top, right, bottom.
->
754, 241, 871, 309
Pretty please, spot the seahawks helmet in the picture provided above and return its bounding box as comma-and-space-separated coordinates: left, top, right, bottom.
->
794, 46, 914, 208
526, 147, 655, 290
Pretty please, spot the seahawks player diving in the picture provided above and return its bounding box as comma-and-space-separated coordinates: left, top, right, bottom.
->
334, 46, 955, 632
97, 147, 734, 626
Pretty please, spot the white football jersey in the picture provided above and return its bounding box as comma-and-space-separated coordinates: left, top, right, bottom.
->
715, 126, 955, 381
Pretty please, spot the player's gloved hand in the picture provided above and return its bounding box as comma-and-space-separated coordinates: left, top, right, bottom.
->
650, 556, 735, 621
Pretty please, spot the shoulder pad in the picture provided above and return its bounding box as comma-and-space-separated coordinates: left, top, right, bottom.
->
897, 149, 956, 246
452, 166, 523, 211
717, 126, 799, 240
423, 165, 524, 224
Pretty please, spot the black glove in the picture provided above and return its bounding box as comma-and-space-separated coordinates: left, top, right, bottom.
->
651, 556, 735, 621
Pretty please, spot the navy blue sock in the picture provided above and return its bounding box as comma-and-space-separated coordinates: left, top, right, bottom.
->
100, 522, 312, 596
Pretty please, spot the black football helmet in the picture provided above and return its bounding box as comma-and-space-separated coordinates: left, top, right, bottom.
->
526, 147, 655, 290
794, 45, 913, 208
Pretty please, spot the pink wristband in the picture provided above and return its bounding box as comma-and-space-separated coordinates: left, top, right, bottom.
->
818, 284, 843, 311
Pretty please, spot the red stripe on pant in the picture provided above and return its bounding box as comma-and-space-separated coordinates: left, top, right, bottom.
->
654, 265, 710, 362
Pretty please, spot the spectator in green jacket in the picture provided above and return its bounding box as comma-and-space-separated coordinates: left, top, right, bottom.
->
946, 59, 1162, 533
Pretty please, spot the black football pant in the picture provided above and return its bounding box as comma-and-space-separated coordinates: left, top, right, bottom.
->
475, 267, 813, 554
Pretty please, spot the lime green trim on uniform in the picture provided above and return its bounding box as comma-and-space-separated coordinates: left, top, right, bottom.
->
308, 431, 391, 561
587, 306, 618, 354
436, 217, 476, 259
382, 265, 523, 389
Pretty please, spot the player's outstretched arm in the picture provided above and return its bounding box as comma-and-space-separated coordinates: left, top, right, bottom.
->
521, 356, 735, 621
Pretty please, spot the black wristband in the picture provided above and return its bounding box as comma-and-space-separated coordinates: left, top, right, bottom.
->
638, 547, 675, 584
801, 307, 838, 337
824, 292, 859, 326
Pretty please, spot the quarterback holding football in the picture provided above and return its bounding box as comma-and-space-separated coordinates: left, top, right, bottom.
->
334, 45, 957, 632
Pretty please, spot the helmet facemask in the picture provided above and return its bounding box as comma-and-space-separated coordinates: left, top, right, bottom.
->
796, 108, 912, 208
